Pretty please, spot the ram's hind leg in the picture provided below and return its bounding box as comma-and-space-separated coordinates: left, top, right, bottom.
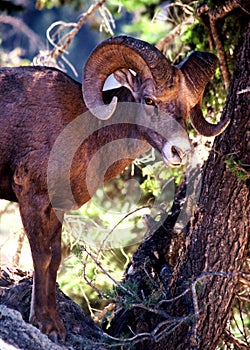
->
18, 198, 66, 341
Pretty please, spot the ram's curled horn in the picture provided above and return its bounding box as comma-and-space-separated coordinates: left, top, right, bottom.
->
179, 51, 230, 136
189, 103, 230, 137
82, 35, 174, 120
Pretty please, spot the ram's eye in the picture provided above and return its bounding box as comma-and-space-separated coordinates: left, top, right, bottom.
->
144, 97, 155, 106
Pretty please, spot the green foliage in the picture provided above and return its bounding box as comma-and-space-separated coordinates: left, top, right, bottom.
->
225, 156, 250, 182
230, 310, 250, 338
111, 280, 140, 307
58, 242, 132, 311
140, 160, 183, 199
111, 258, 165, 310
181, 20, 210, 51
109, 0, 171, 43
123, 15, 169, 44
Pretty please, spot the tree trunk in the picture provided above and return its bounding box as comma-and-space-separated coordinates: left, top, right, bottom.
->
163, 22, 250, 350
108, 22, 249, 350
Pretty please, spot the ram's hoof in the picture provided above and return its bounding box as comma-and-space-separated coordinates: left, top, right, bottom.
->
31, 312, 66, 343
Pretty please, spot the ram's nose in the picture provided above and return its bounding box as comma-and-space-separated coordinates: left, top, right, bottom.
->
162, 142, 189, 168
170, 145, 187, 166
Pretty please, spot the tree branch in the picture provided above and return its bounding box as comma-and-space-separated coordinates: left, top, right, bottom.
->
197, 0, 245, 89
34, 0, 112, 75
156, 17, 194, 53
222, 330, 249, 350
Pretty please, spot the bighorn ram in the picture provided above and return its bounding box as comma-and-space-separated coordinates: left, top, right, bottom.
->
0, 35, 229, 340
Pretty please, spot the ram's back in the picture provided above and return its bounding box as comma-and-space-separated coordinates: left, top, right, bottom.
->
0, 66, 85, 201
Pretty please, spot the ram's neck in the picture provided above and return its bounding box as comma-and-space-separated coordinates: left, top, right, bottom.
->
69, 103, 150, 208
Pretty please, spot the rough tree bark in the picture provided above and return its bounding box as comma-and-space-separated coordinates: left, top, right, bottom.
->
107, 20, 250, 350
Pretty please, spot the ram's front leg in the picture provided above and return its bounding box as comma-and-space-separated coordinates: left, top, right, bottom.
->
18, 197, 66, 341
46, 208, 66, 341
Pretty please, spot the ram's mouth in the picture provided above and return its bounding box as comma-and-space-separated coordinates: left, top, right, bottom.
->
161, 148, 182, 168
161, 144, 187, 168
143, 129, 190, 168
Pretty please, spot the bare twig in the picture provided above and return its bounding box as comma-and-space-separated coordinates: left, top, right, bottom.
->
197, 0, 243, 90
99, 4, 115, 34
49, 0, 107, 62
34, 0, 113, 75
42, 0, 114, 75
209, 16, 231, 89
155, 1, 196, 54
12, 230, 25, 266
101, 315, 190, 347
0, 202, 17, 216
93, 302, 115, 323
156, 16, 194, 53
237, 87, 250, 94
222, 330, 249, 349
222, 331, 249, 350
79, 282, 96, 319
98, 205, 152, 252
209, 0, 242, 20
236, 295, 250, 303
130, 303, 170, 319
81, 244, 141, 301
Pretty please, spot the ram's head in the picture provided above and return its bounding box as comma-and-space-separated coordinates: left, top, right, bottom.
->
83, 36, 229, 168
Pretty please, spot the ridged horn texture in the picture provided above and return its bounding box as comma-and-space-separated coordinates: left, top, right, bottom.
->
179, 51, 229, 136
189, 103, 230, 137
82, 35, 174, 120
179, 51, 218, 98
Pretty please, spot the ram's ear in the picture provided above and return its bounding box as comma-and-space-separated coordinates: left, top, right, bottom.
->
114, 68, 141, 101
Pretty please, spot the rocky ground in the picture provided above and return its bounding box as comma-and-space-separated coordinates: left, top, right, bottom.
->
0, 266, 109, 350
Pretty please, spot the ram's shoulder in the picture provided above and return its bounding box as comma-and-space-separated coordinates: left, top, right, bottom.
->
0, 66, 81, 89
